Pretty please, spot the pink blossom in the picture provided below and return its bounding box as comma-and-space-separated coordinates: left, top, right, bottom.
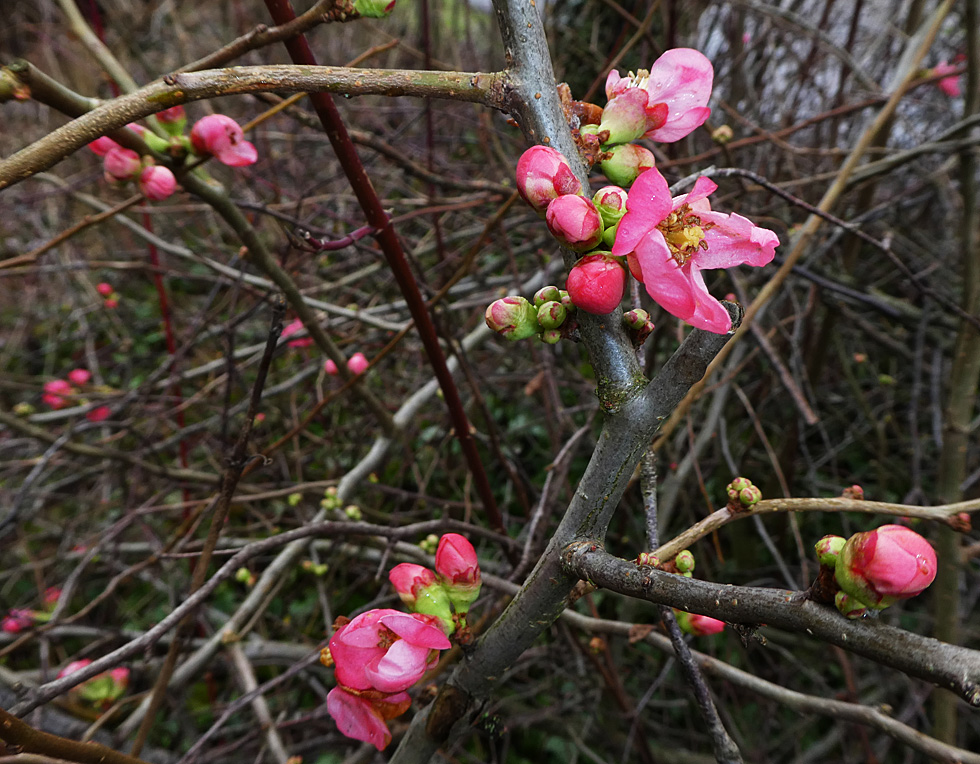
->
347, 352, 369, 375
389, 563, 438, 608
89, 136, 121, 156
86, 406, 111, 423
42, 379, 73, 409
190, 114, 257, 167
612, 168, 778, 333
103, 147, 142, 181
282, 319, 313, 348
605, 49, 713, 142
687, 613, 725, 635
565, 254, 627, 315
104, 298, 119, 309
515, 145, 583, 215
58, 658, 93, 679
68, 369, 91, 386
138, 165, 177, 201
44, 587, 62, 607
96, 282, 114, 297
933, 60, 961, 97
2, 609, 34, 634
545, 195, 604, 252
329, 608, 449, 695
435, 534, 480, 587
324, 359, 339, 375
835, 525, 937, 609
326, 686, 410, 751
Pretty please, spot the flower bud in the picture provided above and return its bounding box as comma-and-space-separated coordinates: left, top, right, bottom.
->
598, 88, 650, 145
347, 352, 369, 375
96, 282, 114, 297
592, 186, 629, 228
156, 105, 187, 136
623, 308, 650, 330
190, 114, 257, 167
89, 136, 121, 156
68, 369, 91, 386
435, 533, 482, 615
103, 147, 142, 181
539, 329, 562, 344
485, 296, 540, 341
738, 485, 762, 507
536, 300, 567, 330
324, 359, 339, 375
354, 0, 396, 17
842, 484, 864, 500
815, 535, 845, 567
419, 533, 440, 554
834, 525, 937, 609
565, 253, 627, 315
388, 563, 454, 632
86, 406, 111, 423
533, 285, 562, 307
344, 505, 363, 521
545, 194, 604, 252
515, 145, 582, 215
138, 165, 177, 201
600, 143, 655, 187
674, 609, 725, 636
711, 125, 734, 144
834, 591, 868, 619
674, 550, 695, 574
726, 477, 753, 503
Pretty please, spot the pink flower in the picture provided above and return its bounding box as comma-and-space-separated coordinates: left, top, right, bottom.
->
138, 165, 177, 200
58, 658, 93, 679
96, 282, 114, 297
545, 195, 604, 252
2, 609, 34, 634
435, 534, 480, 586
389, 563, 438, 608
347, 352, 369, 375
933, 60, 961, 97
329, 608, 449, 695
324, 359, 339, 375
612, 168, 778, 333
565, 254, 627, 315
282, 319, 313, 348
68, 369, 91, 386
89, 136, 121, 156
605, 49, 713, 142
42, 379, 73, 409
43, 587, 62, 607
688, 614, 726, 635
834, 525, 937, 609
103, 147, 142, 181
515, 145, 583, 215
326, 686, 410, 751
86, 406, 111, 423
190, 114, 257, 167
104, 298, 119, 309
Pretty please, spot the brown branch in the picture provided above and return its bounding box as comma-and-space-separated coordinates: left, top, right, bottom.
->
0, 708, 151, 764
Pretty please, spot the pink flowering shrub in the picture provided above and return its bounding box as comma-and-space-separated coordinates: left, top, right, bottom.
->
612, 168, 778, 333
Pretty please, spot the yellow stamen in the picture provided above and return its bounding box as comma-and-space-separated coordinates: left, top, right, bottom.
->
657, 204, 709, 266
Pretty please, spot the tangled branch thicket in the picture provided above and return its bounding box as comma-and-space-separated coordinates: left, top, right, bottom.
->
1, 1, 978, 763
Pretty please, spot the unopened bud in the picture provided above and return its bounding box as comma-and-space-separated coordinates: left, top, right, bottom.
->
545, 194, 604, 252
711, 125, 734, 144
815, 535, 845, 567
539, 329, 562, 344
536, 300, 567, 330
600, 143, 655, 187
675, 550, 695, 574
834, 591, 868, 619
533, 285, 561, 307
344, 505, 362, 521
485, 296, 540, 341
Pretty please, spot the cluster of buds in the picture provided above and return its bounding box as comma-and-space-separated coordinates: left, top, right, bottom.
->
96, 281, 120, 309
623, 308, 655, 346
634, 551, 725, 636
320, 486, 342, 511
40, 370, 110, 423
484, 285, 576, 344
2, 587, 61, 633
87, 109, 257, 202
726, 477, 762, 511
499, 49, 779, 337
812, 524, 937, 619
57, 659, 130, 711
323, 533, 481, 750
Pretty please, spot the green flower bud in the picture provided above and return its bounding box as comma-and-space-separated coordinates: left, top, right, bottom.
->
537, 300, 567, 330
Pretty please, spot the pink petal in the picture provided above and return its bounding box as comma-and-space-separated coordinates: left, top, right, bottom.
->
366, 640, 431, 693
644, 49, 713, 142
326, 687, 392, 750
635, 235, 697, 320
380, 612, 451, 650
685, 266, 734, 333
217, 139, 258, 167
695, 211, 779, 270
675, 176, 718, 209
611, 168, 671, 256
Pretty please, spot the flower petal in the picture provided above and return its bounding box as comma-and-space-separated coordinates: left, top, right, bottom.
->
635, 236, 697, 320
675, 176, 718, 209
365, 639, 431, 693
685, 266, 734, 333
380, 612, 451, 650
696, 211, 779, 269
611, 168, 671, 256
644, 49, 713, 142
327, 687, 393, 750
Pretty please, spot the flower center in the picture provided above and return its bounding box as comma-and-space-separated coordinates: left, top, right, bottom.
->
657, 204, 709, 266
377, 625, 399, 650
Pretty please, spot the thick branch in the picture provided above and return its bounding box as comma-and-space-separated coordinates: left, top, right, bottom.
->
561, 543, 980, 706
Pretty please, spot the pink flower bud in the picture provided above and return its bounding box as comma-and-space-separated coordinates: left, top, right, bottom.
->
324, 359, 339, 375
156, 105, 187, 136
347, 352, 369, 375
58, 658, 93, 679
674, 609, 725, 636
190, 114, 257, 167
389, 563, 438, 607
89, 136, 121, 156
67, 369, 91, 386
592, 185, 629, 228
485, 296, 540, 341
104, 298, 119, 309
353, 0, 396, 17
600, 143, 655, 187
598, 88, 650, 145
282, 319, 313, 348
44, 587, 62, 607
565, 254, 627, 315
814, 535, 845, 567
435, 533, 482, 615
834, 525, 937, 610
96, 282, 114, 297
138, 165, 177, 200
42, 379, 72, 409
515, 145, 583, 215
103, 147, 142, 181
86, 406, 111, 423
933, 60, 961, 97
533, 285, 562, 307
536, 300, 567, 330
2, 609, 34, 633
834, 591, 868, 619
546, 195, 604, 252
